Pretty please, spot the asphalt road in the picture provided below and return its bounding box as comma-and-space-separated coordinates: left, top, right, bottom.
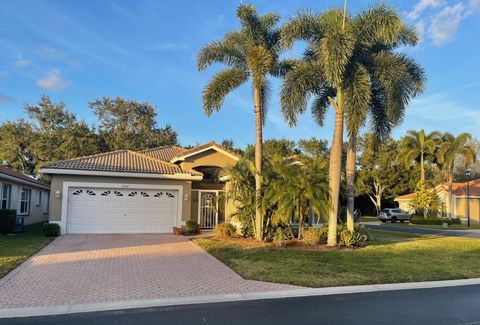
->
3, 284, 480, 325
366, 224, 480, 238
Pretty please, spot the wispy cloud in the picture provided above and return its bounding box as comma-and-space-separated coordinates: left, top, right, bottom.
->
35, 69, 69, 91
144, 42, 189, 51
0, 70, 9, 77
406, 0, 480, 46
14, 57, 31, 68
0, 93, 15, 104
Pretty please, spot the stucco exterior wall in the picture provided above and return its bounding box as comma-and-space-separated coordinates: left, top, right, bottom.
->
455, 198, 480, 224
0, 177, 49, 225
48, 175, 192, 223
179, 149, 237, 171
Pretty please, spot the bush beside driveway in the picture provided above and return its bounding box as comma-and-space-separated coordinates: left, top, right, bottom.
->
0, 223, 53, 279
195, 230, 480, 288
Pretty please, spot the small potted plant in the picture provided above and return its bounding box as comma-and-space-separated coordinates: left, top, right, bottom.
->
172, 226, 182, 235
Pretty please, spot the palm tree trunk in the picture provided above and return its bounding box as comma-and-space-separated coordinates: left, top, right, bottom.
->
346, 135, 356, 232
253, 87, 263, 241
448, 172, 453, 219
298, 202, 303, 239
420, 151, 425, 182
327, 90, 344, 247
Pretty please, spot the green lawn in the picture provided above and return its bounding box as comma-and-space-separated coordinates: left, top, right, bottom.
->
194, 230, 480, 287
0, 223, 53, 279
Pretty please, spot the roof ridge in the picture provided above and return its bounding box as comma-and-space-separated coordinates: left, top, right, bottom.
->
171, 140, 241, 161
128, 150, 186, 170
139, 145, 185, 153
41, 150, 128, 167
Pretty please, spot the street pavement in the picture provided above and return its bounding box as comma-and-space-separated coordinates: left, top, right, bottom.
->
3, 284, 480, 324
365, 223, 480, 238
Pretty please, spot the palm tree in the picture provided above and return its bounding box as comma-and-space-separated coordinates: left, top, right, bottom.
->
266, 156, 330, 238
197, 4, 286, 240
280, 4, 425, 244
397, 130, 440, 182
436, 132, 476, 218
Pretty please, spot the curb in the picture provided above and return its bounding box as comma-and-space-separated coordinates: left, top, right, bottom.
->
2, 277, 480, 319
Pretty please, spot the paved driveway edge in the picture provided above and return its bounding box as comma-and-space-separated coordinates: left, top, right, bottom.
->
3, 277, 480, 319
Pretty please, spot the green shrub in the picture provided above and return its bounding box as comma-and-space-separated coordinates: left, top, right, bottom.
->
410, 215, 461, 225
214, 223, 237, 238
302, 226, 329, 245
42, 223, 60, 237
273, 227, 288, 247
0, 209, 17, 234
185, 220, 201, 234
338, 224, 368, 247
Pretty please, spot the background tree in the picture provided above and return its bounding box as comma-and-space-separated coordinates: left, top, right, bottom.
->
409, 181, 441, 219
397, 129, 439, 183
0, 119, 36, 174
280, 3, 424, 244
356, 134, 416, 216
298, 137, 329, 158
90, 96, 177, 151
197, 3, 287, 240
436, 132, 476, 217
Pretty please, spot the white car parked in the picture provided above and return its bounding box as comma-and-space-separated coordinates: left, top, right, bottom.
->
378, 208, 411, 223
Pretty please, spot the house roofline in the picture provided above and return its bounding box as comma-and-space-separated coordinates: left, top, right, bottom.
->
40, 168, 203, 181
0, 173, 50, 190
170, 142, 240, 163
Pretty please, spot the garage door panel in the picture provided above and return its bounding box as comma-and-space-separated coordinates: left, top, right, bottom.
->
67, 186, 178, 234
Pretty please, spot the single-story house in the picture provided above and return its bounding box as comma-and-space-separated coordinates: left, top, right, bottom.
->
395, 179, 480, 224
40, 141, 240, 234
0, 165, 50, 225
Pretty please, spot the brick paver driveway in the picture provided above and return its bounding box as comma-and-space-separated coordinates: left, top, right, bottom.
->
0, 235, 297, 309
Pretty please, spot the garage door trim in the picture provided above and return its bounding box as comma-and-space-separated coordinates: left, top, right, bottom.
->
59, 182, 184, 235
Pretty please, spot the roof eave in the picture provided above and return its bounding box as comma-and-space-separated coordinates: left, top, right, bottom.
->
0, 173, 50, 190
170, 145, 240, 163
40, 168, 203, 181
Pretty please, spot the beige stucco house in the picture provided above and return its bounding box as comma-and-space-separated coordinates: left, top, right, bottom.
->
0, 165, 50, 226
395, 179, 480, 224
40, 141, 240, 234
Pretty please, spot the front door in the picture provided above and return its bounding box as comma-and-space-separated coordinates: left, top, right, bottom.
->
199, 191, 217, 228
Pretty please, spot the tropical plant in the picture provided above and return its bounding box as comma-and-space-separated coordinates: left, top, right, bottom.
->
214, 223, 237, 238
397, 130, 440, 183
280, 3, 425, 245
409, 181, 441, 219
265, 156, 330, 239
302, 226, 329, 245
436, 132, 476, 217
197, 4, 288, 240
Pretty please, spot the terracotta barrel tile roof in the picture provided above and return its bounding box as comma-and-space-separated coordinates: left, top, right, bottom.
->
42, 150, 202, 176
139, 146, 186, 162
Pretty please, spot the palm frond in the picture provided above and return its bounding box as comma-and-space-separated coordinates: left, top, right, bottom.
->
344, 63, 371, 136
280, 10, 321, 49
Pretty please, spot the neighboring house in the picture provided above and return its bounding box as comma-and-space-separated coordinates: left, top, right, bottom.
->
40, 141, 240, 234
395, 179, 480, 224
0, 165, 50, 225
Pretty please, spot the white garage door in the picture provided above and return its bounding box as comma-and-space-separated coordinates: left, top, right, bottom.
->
66, 187, 179, 234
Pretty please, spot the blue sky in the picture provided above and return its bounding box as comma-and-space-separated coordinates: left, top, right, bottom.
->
0, 0, 479, 148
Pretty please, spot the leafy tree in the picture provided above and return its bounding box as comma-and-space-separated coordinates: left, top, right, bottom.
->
356, 134, 416, 216
90, 96, 177, 151
0, 119, 36, 174
280, 3, 424, 244
197, 3, 288, 240
266, 156, 330, 238
436, 132, 476, 217
298, 137, 329, 158
397, 129, 440, 183
25, 96, 100, 170
221, 138, 244, 155
410, 181, 440, 219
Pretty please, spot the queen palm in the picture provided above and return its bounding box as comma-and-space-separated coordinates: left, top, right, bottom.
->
436, 132, 476, 218
197, 4, 285, 240
397, 130, 440, 182
280, 4, 425, 244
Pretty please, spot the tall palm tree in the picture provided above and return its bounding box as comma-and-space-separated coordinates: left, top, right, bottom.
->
280, 4, 425, 243
266, 156, 330, 238
436, 132, 476, 218
197, 4, 286, 240
397, 130, 440, 182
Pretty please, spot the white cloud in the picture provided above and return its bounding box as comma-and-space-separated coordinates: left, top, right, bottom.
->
0, 93, 15, 104
428, 2, 467, 46
407, 0, 445, 20
42, 45, 65, 59
14, 58, 31, 68
35, 69, 69, 91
